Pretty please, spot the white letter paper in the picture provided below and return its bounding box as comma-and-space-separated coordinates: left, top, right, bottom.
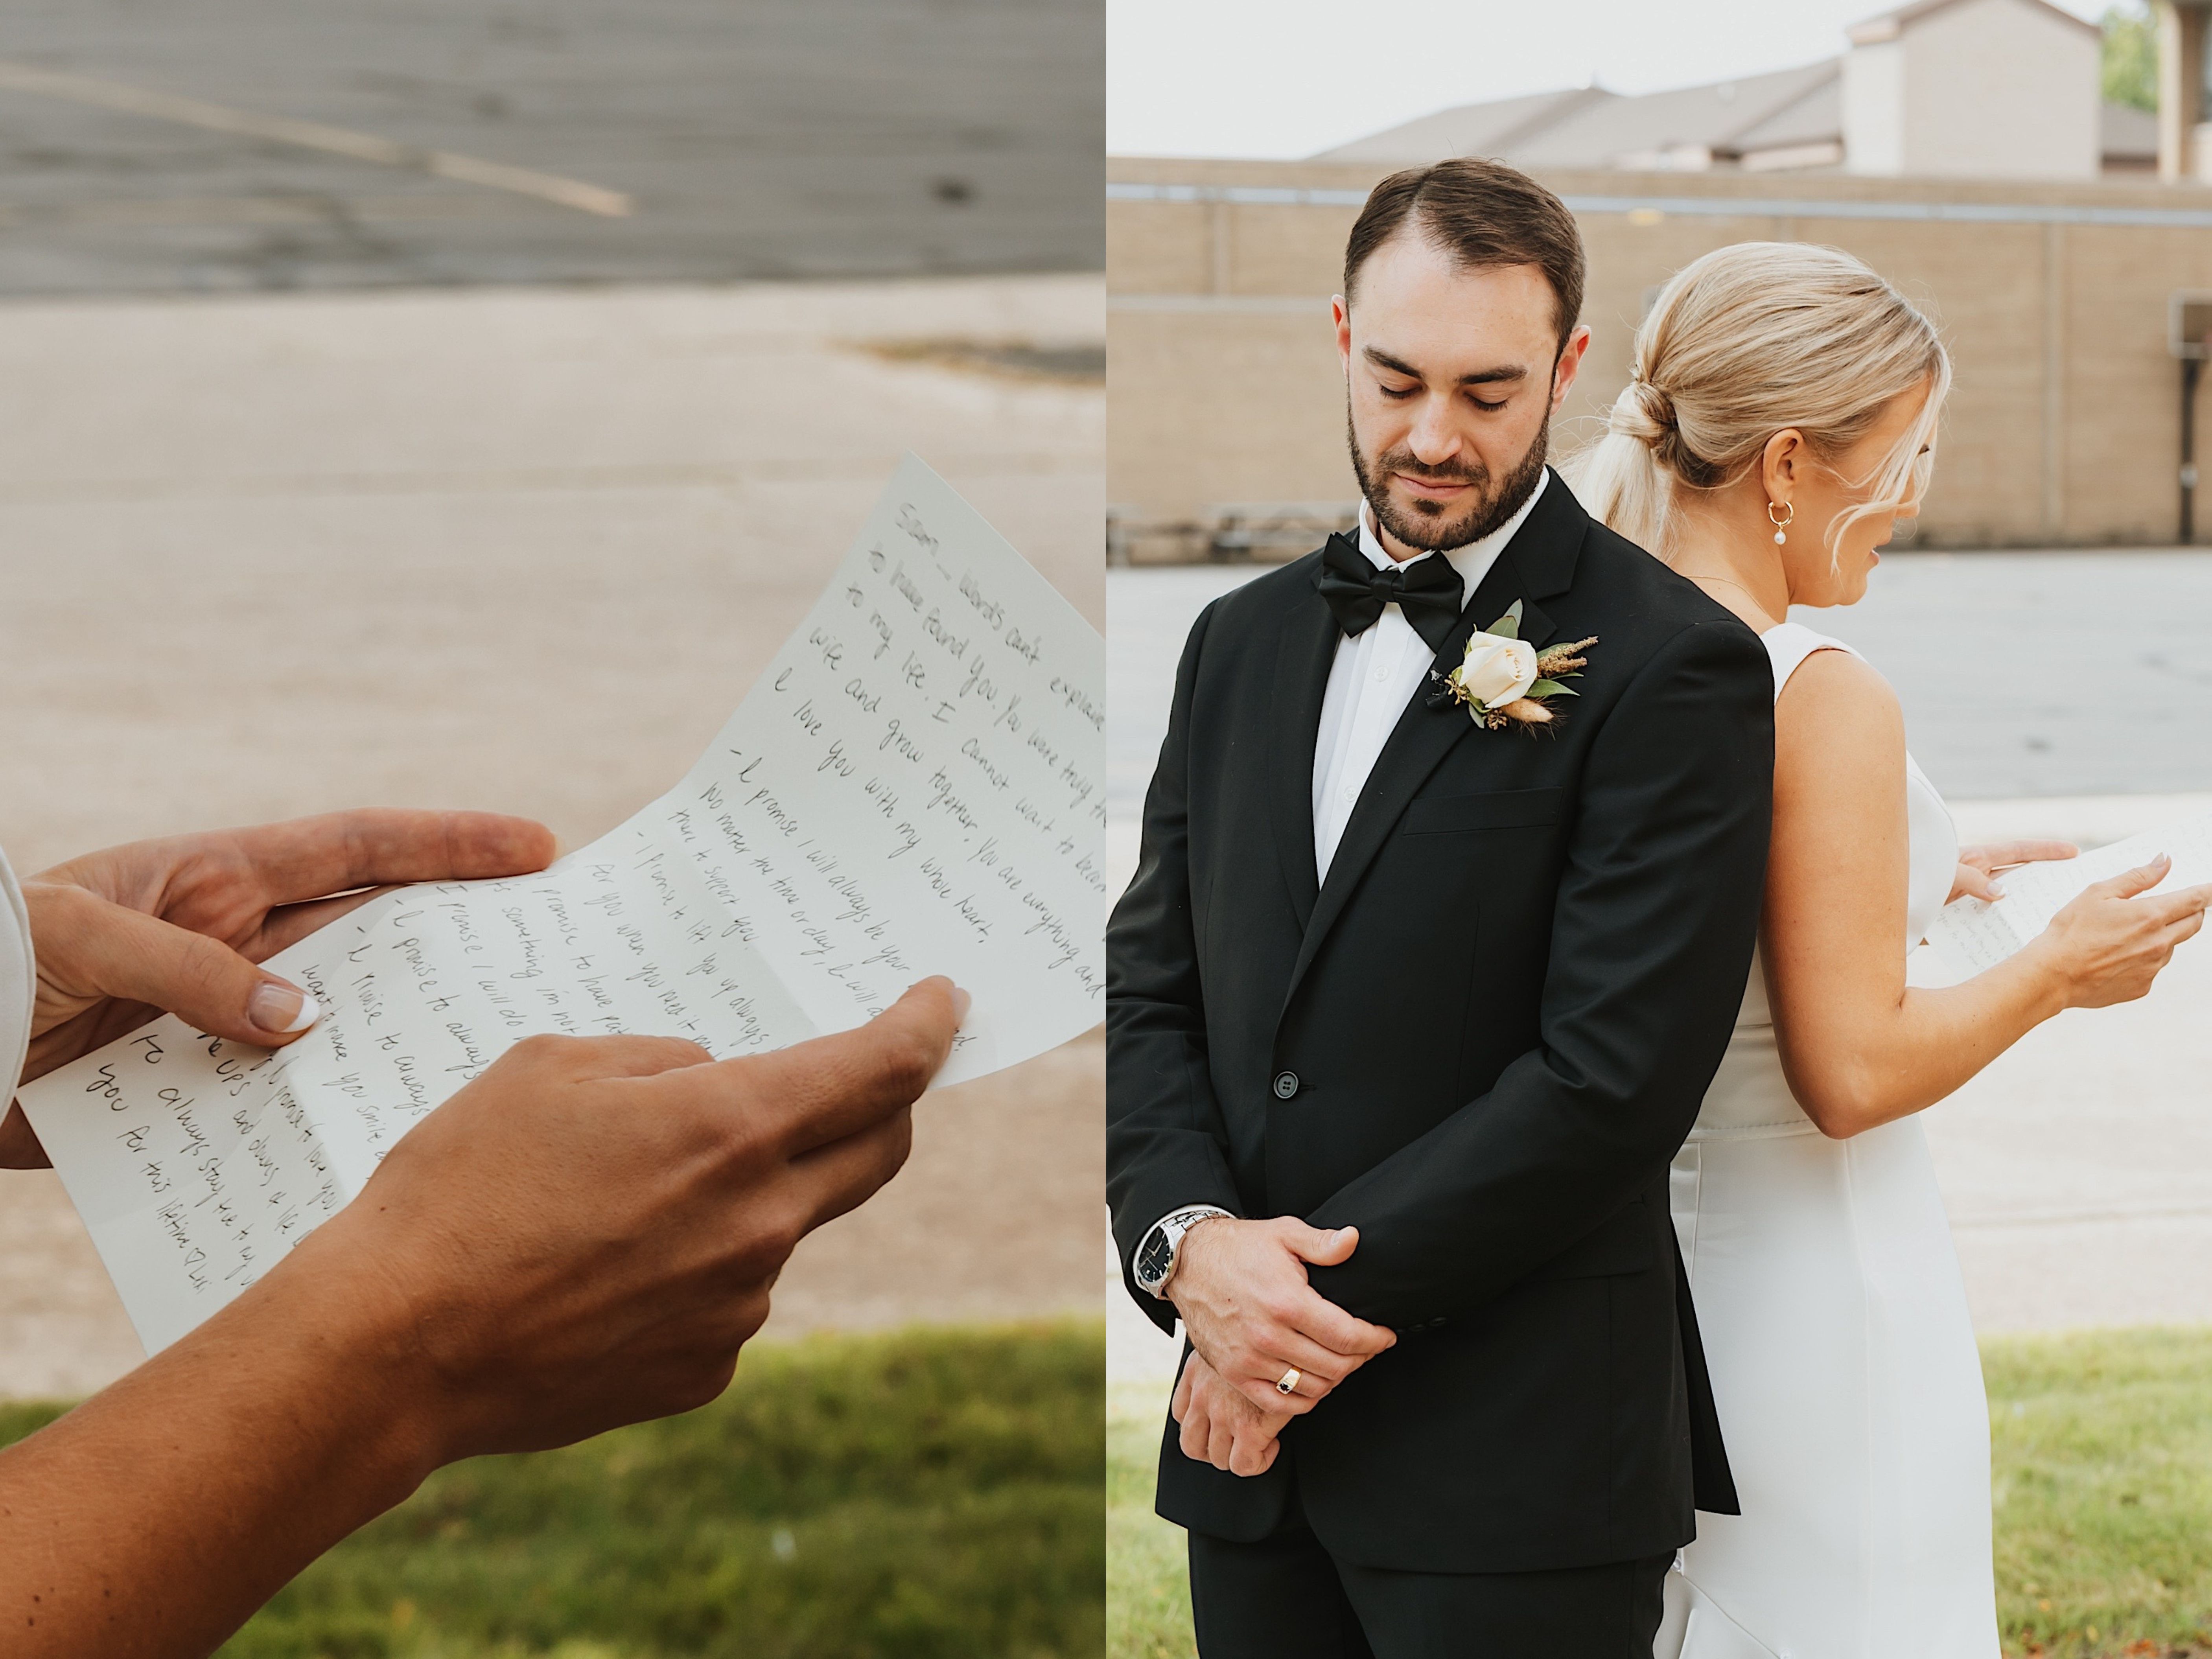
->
17, 456, 1104, 1355
1923, 810, 2212, 981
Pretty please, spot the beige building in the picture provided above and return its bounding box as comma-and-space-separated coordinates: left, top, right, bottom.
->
1843, 0, 2103, 179
1319, 0, 2140, 180
1108, 159, 2212, 555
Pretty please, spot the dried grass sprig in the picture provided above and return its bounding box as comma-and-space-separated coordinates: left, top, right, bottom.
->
1535, 637, 1599, 678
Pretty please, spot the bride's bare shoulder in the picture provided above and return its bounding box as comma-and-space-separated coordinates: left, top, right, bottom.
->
1773, 644, 1903, 777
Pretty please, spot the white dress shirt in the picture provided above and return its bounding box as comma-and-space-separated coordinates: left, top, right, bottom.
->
1131, 472, 1551, 1287
1310, 468, 1548, 881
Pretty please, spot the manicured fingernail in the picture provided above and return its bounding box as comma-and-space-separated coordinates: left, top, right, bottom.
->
249, 980, 319, 1035
1987, 878, 2006, 898
951, 986, 972, 1026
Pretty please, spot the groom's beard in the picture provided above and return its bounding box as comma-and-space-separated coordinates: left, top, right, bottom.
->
1347, 410, 1549, 554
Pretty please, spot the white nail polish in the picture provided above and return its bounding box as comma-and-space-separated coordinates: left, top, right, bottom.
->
282, 992, 322, 1033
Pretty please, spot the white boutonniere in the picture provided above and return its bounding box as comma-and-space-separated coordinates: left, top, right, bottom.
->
1437, 601, 1598, 731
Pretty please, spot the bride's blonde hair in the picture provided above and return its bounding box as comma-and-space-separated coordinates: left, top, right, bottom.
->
1568, 241, 1950, 562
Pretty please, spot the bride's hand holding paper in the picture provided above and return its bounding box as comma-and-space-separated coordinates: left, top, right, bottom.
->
2018, 853, 2212, 1009
1946, 839, 2078, 904
2, 809, 556, 1167
1927, 811, 2212, 981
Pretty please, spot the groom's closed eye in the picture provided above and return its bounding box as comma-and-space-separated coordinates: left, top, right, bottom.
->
1375, 377, 1510, 414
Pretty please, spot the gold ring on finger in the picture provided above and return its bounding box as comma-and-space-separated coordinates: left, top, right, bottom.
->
1276, 1367, 1301, 1396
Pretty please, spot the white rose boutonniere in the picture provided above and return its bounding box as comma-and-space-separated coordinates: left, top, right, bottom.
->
1437, 600, 1599, 731
1455, 633, 1539, 709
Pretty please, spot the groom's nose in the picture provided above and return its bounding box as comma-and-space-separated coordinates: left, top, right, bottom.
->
1404, 396, 1464, 467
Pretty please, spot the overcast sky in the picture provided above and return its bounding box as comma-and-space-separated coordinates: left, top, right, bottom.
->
1107, 0, 2113, 159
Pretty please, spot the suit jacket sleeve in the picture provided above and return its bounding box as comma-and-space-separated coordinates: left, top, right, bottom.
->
1106, 598, 1244, 1333
1305, 617, 1774, 1328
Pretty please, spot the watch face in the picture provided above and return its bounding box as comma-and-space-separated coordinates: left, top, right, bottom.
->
1137, 1228, 1173, 1287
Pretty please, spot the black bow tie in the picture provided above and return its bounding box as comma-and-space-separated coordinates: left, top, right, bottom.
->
1317, 532, 1465, 652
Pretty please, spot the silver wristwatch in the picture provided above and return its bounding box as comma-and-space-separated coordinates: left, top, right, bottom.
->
1133, 1204, 1234, 1299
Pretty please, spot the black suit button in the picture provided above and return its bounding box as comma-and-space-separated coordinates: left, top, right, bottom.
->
1272, 1071, 1300, 1100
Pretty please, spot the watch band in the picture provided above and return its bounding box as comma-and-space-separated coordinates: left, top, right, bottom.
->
1133, 1204, 1234, 1298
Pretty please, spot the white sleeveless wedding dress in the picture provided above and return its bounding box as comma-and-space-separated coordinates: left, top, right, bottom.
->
1654, 623, 2000, 1659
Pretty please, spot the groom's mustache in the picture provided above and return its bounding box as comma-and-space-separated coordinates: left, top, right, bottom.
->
1373, 449, 1488, 488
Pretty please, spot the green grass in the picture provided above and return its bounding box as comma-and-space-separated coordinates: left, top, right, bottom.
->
2, 1321, 1103, 1659
1989, 1327, 2212, 1657
1106, 1386, 1190, 1659
1106, 1329, 2212, 1659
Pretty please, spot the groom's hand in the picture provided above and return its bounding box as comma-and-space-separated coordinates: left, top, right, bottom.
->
1171, 1350, 1288, 1477
2, 809, 556, 1167
1167, 1216, 1396, 1416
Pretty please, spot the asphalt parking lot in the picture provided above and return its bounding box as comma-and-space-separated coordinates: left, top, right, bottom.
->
0, 0, 1102, 292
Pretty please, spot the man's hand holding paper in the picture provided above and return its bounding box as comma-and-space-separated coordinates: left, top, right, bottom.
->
318, 976, 962, 1460
0, 971, 960, 1659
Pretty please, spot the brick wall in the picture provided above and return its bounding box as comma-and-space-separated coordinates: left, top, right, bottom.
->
1108, 159, 2212, 552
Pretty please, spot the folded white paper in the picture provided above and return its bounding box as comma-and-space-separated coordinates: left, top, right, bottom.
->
1923, 810, 2212, 981
18, 456, 1104, 1355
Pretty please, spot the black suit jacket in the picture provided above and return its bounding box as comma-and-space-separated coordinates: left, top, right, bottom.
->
1106, 472, 1773, 1574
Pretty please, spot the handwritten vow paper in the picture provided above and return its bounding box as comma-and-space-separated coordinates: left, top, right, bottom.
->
1924, 810, 2212, 981
18, 456, 1104, 1354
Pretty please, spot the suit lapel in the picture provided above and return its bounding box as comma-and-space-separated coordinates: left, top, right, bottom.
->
1277, 471, 1588, 1015
1266, 572, 1339, 930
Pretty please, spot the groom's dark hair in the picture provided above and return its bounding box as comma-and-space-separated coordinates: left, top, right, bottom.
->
1343, 158, 1586, 355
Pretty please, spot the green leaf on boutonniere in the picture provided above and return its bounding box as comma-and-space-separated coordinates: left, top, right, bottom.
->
1484, 600, 1525, 639
1527, 679, 1578, 699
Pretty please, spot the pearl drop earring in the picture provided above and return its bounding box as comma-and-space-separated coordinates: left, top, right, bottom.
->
1768, 499, 1794, 546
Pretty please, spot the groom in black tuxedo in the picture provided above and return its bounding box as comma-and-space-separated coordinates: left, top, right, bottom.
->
1107, 159, 1774, 1656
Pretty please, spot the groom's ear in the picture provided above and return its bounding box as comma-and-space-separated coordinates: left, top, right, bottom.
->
1332, 295, 1352, 373
1550, 324, 1592, 412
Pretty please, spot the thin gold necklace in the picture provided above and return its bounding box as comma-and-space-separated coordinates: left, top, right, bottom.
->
1680, 571, 1764, 602
1678, 570, 1782, 623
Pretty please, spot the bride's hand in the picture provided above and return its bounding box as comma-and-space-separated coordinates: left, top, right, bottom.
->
2028, 853, 2212, 1010
2, 810, 555, 1169
1948, 839, 2078, 904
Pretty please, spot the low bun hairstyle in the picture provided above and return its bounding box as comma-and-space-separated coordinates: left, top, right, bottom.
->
1567, 241, 1950, 561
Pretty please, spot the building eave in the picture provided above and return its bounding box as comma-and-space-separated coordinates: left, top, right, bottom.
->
1848, 0, 2102, 46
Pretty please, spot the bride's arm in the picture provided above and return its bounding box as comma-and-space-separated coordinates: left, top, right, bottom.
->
1765, 648, 2209, 1138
